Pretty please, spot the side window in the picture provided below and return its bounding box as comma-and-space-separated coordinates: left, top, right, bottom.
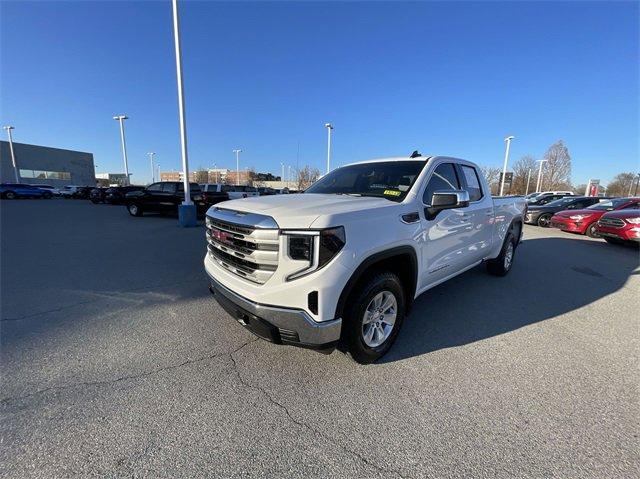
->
162, 182, 177, 193
147, 183, 163, 192
422, 163, 460, 205
459, 165, 483, 202
221, 185, 232, 193
623, 202, 640, 210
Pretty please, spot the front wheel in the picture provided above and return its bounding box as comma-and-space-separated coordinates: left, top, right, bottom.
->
537, 213, 552, 227
43, 193, 52, 199
486, 232, 516, 277
4, 191, 16, 199
343, 272, 405, 364
127, 203, 143, 217
585, 223, 600, 238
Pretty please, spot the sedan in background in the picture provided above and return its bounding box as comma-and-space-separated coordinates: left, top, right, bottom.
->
90, 188, 108, 203
596, 209, 640, 246
525, 196, 606, 227
30, 184, 60, 196
0, 183, 52, 199
527, 193, 573, 206
550, 197, 640, 237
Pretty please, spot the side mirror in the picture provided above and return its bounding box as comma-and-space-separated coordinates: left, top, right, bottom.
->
425, 190, 470, 220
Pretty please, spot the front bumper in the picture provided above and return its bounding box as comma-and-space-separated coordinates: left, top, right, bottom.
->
550, 216, 587, 233
208, 274, 342, 351
596, 226, 640, 242
524, 212, 541, 224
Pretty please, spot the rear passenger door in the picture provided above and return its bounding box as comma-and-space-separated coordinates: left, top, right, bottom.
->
456, 164, 494, 264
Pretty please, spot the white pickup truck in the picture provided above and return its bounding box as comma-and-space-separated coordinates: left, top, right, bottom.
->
204, 154, 526, 363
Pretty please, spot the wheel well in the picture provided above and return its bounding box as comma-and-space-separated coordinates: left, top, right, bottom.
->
510, 220, 522, 244
335, 247, 418, 319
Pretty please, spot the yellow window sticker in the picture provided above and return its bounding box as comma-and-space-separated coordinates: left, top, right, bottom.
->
383, 189, 401, 197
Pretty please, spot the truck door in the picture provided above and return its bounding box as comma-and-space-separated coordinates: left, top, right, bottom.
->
455, 164, 494, 264
417, 161, 473, 289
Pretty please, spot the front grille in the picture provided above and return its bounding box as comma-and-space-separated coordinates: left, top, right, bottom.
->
598, 217, 625, 228
206, 215, 279, 284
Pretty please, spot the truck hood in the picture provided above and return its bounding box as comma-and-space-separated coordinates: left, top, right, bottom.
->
213, 193, 397, 229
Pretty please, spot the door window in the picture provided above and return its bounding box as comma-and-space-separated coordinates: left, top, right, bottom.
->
147, 183, 163, 192
459, 165, 483, 201
162, 183, 177, 193
422, 163, 460, 205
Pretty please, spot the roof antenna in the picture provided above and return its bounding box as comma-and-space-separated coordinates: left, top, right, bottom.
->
410, 150, 422, 158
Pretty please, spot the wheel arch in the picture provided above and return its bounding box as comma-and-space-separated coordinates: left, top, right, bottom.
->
335, 246, 418, 319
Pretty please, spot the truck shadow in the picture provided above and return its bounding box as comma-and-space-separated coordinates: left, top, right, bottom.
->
379, 236, 639, 364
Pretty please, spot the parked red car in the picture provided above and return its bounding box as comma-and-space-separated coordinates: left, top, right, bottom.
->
550, 197, 640, 237
596, 209, 640, 245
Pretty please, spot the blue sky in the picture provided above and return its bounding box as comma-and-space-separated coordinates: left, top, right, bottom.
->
1, 1, 638, 185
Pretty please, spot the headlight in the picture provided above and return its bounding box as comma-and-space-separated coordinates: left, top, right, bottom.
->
284, 226, 345, 281
569, 214, 590, 220
625, 217, 640, 224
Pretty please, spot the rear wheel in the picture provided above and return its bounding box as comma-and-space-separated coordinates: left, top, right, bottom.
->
127, 203, 143, 217
585, 223, 600, 238
487, 232, 517, 277
4, 191, 16, 199
343, 272, 405, 364
537, 213, 552, 227
42, 192, 52, 199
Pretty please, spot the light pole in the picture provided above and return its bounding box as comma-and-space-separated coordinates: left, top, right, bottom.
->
171, 0, 196, 226
525, 168, 532, 195
535, 159, 548, 192
233, 149, 242, 185
3, 126, 19, 182
147, 152, 156, 183
113, 115, 130, 185
499, 135, 515, 196
280, 162, 285, 184
634, 174, 640, 196
156, 163, 160, 182
288, 165, 292, 188
325, 123, 333, 174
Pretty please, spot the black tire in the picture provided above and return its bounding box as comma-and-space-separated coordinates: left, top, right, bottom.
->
343, 272, 405, 364
486, 232, 517, 277
127, 203, 143, 217
537, 213, 552, 227
43, 192, 52, 199
91, 199, 99, 204
585, 223, 600, 238
4, 191, 16, 199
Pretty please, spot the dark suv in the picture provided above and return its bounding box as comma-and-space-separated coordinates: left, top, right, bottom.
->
125, 182, 206, 217
525, 196, 607, 227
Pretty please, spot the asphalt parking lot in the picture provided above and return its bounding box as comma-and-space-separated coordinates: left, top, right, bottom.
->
1, 199, 638, 478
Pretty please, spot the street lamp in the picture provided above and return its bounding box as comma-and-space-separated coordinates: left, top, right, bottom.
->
525, 168, 532, 195
535, 159, 548, 192
147, 152, 156, 183
233, 149, 242, 185
288, 165, 292, 187
499, 135, 515, 196
280, 162, 285, 184
171, 0, 196, 226
325, 123, 333, 174
3, 125, 19, 182
113, 115, 130, 185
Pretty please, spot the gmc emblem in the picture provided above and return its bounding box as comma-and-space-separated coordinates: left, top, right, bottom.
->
212, 228, 233, 245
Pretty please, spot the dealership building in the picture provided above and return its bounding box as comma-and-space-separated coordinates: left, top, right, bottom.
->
1, 141, 95, 187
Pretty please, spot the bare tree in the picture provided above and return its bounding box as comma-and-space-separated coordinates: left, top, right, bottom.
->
605, 172, 638, 197
541, 140, 572, 190
297, 165, 321, 190
479, 166, 501, 195
510, 155, 537, 195
573, 184, 587, 195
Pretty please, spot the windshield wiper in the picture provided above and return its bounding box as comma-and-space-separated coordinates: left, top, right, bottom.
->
334, 192, 363, 197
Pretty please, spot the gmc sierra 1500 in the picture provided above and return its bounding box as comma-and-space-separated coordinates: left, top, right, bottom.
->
204, 155, 525, 363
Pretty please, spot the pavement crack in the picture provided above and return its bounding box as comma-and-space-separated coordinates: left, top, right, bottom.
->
228, 345, 411, 479
0, 338, 258, 405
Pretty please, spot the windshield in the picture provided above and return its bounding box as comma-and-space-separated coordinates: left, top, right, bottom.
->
586, 198, 628, 210
544, 197, 579, 207
305, 160, 427, 201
